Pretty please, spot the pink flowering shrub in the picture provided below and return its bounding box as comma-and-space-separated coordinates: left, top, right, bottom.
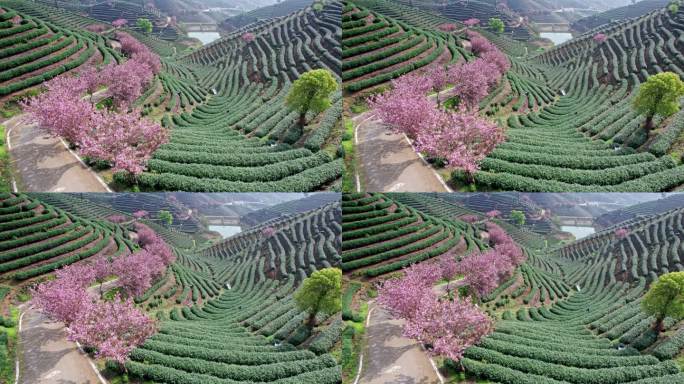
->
486, 210, 501, 219
85, 24, 107, 33
464, 18, 480, 27
615, 228, 629, 239
439, 23, 457, 32
133, 210, 148, 219
261, 226, 276, 238
112, 18, 127, 28
593, 33, 607, 44
460, 214, 480, 223
107, 214, 128, 223
242, 32, 255, 42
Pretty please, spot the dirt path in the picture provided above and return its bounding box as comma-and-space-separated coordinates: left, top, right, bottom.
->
18, 308, 104, 384
358, 303, 442, 384
353, 112, 450, 193
4, 114, 110, 192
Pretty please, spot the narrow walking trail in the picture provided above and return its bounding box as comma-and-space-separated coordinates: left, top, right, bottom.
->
358, 303, 442, 384
4, 114, 110, 192
18, 308, 102, 384
353, 112, 449, 193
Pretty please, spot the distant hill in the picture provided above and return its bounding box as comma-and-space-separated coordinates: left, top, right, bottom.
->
572, 0, 669, 32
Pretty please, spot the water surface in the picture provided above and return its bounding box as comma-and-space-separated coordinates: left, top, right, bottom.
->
188, 31, 221, 45
540, 32, 573, 45
561, 225, 595, 240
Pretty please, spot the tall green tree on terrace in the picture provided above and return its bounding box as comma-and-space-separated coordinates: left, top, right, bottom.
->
510, 210, 525, 226
295, 267, 342, 328
286, 69, 338, 134
633, 72, 684, 130
642, 271, 684, 332
488, 18, 505, 34
137, 18, 153, 34
158, 210, 173, 226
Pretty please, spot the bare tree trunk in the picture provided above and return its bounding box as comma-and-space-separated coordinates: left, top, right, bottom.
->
299, 112, 307, 129
645, 114, 654, 131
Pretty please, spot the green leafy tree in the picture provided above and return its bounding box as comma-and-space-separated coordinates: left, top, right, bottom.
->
633, 72, 684, 130
669, 2, 679, 13
137, 18, 153, 34
294, 267, 342, 328
510, 210, 525, 226
488, 18, 505, 34
642, 272, 684, 332
285, 69, 338, 131
158, 210, 173, 226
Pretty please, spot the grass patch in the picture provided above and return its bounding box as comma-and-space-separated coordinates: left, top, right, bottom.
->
0, 125, 11, 193
342, 118, 356, 192
0, 307, 19, 384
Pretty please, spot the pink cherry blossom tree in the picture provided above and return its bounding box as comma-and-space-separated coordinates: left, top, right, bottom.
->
439, 253, 460, 294
32, 264, 96, 325
133, 210, 149, 219
615, 228, 629, 239
460, 214, 480, 223
427, 65, 449, 106
377, 257, 494, 363
79, 108, 168, 175
480, 49, 510, 75
456, 250, 501, 297
242, 32, 255, 43
593, 33, 607, 44
377, 262, 441, 321
464, 18, 480, 28
368, 74, 438, 140
403, 295, 493, 361
67, 295, 156, 366
439, 23, 458, 32
448, 60, 496, 110
468, 31, 496, 55
112, 18, 128, 28
113, 249, 165, 298
486, 210, 501, 219
21, 74, 95, 145
414, 109, 504, 177
108, 214, 128, 224
92, 257, 113, 298
261, 226, 276, 238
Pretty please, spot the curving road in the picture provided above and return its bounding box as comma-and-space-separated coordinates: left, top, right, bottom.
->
4, 114, 111, 193
353, 114, 450, 193
358, 303, 442, 384
18, 308, 104, 384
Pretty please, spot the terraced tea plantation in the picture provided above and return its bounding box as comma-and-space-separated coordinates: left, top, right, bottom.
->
1, 0, 344, 192
342, 194, 684, 383
0, 192, 132, 281
345, 0, 684, 192
341, 192, 483, 277
461, 199, 684, 383
0, 3, 119, 96
342, 0, 468, 92
124, 198, 344, 383
129, 0, 344, 192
